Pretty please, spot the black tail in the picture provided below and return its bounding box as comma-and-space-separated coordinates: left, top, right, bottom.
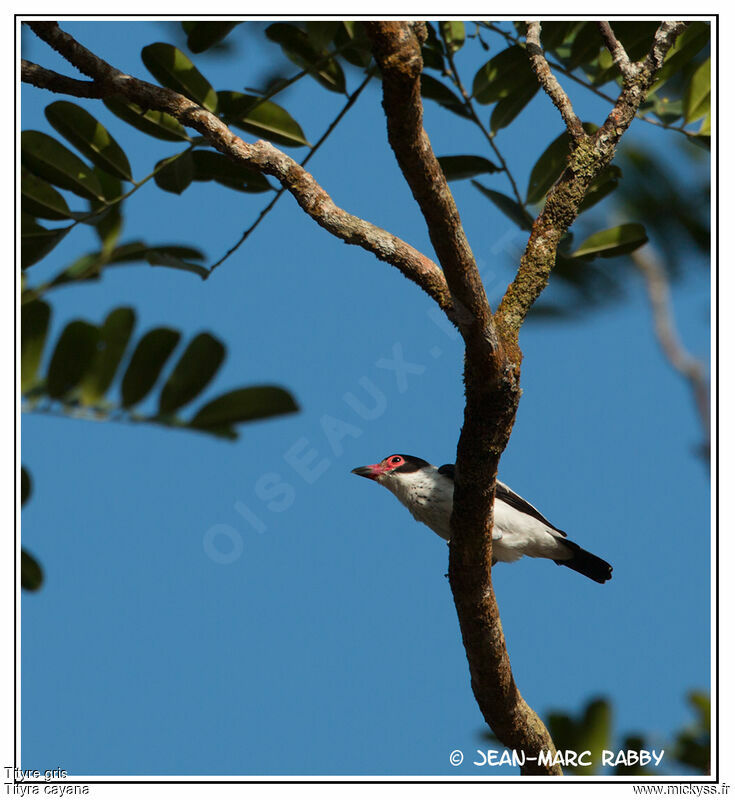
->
554, 540, 612, 584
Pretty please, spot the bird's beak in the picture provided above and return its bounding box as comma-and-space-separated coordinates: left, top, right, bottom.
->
351, 463, 383, 480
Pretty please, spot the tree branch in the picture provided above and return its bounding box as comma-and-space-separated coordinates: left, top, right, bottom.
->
495, 21, 686, 345
364, 20, 560, 776
362, 22, 490, 337
21, 59, 105, 98
597, 22, 635, 79
24, 22, 455, 317
524, 22, 587, 141
632, 247, 710, 459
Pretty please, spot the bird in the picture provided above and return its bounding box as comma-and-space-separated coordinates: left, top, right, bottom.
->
351, 454, 612, 584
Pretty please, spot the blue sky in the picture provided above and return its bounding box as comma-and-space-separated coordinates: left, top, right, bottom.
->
20, 19, 711, 778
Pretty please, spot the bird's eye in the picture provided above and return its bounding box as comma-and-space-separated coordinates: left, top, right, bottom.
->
391, 456, 403, 464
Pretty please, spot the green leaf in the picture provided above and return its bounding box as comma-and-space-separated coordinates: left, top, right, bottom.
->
566, 23, 601, 69
21, 130, 104, 201
420, 74, 471, 118
698, 111, 711, 137
190, 386, 298, 431
186, 21, 240, 53
333, 22, 373, 68
103, 97, 191, 142
153, 152, 195, 194
526, 131, 569, 204
651, 97, 684, 125
587, 47, 616, 87
684, 57, 711, 124
540, 21, 581, 53
21, 467, 32, 506
217, 91, 310, 148
121, 328, 181, 408
440, 21, 465, 52
145, 250, 209, 279
526, 123, 597, 204
21, 213, 71, 270
578, 699, 612, 774
45, 101, 133, 182
21, 167, 72, 220
42, 251, 108, 291
673, 690, 711, 773
106, 242, 206, 267
141, 43, 218, 112
158, 332, 226, 414
79, 307, 136, 406
611, 22, 662, 61
438, 155, 501, 181
421, 23, 446, 71
265, 23, 346, 94
688, 690, 710, 723
472, 46, 535, 104
104, 241, 149, 264
472, 182, 533, 231
305, 21, 340, 51
548, 698, 612, 776
90, 165, 123, 204
21, 300, 51, 393
146, 245, 206, 262
490, 83, 539, 133
191, 149, 273, 193
21, 549, 43, 591
46, 320, 100, 399
572, 223, 648, 259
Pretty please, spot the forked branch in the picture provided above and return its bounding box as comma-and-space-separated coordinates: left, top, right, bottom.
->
495, 20, 686, 346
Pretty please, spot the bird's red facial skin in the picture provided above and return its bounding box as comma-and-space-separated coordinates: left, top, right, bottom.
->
360, 456, 404, 479
353, 455, 405, 481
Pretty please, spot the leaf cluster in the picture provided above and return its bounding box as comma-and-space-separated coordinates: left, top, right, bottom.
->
22, 302, 298, 440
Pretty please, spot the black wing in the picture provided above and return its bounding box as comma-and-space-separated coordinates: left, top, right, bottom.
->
495, 481, 566, 536
437, 465, 563, 535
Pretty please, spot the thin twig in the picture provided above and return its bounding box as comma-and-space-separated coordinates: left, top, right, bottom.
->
439, 28, 526, 211
525, 22, 587, 140
209, 68, 376, 274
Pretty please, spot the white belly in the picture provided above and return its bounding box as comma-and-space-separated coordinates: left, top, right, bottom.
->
392, 478, 570, 562
492, 498, 569, 562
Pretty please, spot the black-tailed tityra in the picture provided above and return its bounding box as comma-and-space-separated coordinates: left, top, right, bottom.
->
351, 454, 612, 584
